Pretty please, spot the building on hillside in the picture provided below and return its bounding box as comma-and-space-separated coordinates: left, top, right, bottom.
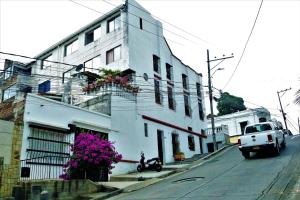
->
0, 0, 208, 188
205, 124, 229, 152
206, 107, 271, 145
24, 0, 207, 170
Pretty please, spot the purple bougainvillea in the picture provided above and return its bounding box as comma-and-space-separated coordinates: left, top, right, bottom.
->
60, 133, 122, 180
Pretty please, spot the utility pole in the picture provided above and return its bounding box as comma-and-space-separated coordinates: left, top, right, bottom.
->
207, 49, 233, 152
277, 87, 291, 130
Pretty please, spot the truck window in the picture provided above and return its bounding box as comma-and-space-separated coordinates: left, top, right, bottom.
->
245, 124, 272, 134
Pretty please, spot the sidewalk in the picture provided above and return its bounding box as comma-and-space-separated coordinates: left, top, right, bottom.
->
81, 145, 234, 200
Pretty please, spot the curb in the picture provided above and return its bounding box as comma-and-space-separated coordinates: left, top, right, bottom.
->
97, 144, 235, 200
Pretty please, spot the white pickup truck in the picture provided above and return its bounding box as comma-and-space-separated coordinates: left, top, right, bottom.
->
238, 122, 286, 159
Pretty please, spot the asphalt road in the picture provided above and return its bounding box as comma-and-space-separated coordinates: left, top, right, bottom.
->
108, 135, 300, 200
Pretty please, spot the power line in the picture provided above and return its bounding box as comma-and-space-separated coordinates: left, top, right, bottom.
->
101, 0, 199, 44
222, 0, 264, 90
123, 0, 210, 44
68, 0, 183, 46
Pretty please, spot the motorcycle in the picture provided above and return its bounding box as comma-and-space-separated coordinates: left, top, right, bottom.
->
137, 152, 162, 172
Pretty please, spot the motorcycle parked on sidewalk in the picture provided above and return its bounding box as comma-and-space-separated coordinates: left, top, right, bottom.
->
137, 152, 162, 172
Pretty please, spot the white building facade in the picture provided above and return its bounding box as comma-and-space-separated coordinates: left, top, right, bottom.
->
205, 108, 271, 147
22, 0, 207, 175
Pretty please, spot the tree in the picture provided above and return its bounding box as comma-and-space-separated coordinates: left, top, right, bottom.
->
216, 92, 247, 116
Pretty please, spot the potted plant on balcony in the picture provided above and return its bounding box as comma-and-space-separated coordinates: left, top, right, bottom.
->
60, 133, 122, 182
174, 152, 185, 161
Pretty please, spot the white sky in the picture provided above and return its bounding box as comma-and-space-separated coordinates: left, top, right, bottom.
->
0, 0, 299, 133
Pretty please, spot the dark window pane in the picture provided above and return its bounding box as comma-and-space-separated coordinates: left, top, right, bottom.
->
154, 79, 161, 104
166, 63, 172, 80
182, 74, 188, 90
168, 87, 174, 110
85, 31, 94, 45
196, 83, 201, 97
153, 55, 160, 73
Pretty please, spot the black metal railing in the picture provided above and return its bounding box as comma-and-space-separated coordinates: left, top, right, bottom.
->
20, 155, 70, 181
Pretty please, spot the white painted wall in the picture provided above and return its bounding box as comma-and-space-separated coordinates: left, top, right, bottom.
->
24, 0, 208, 176
207, 108, 271, 137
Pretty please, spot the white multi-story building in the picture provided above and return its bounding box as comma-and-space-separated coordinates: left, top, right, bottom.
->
18, 0, 207, 175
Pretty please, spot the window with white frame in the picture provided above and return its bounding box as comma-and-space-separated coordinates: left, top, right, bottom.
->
85, 26, 101, 45
84, 55, 101, 74
107, 15, 121, 33
64, 39, 78, 56
2, 84, 17, 101
41, 54, 53, 70
106, 46, 121, 64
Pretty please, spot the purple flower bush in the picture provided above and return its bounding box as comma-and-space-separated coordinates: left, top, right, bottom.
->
60, 133, 122, 180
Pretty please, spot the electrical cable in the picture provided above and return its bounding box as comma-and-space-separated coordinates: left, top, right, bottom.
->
222, 0, 264, 90
68, 0, 183, 46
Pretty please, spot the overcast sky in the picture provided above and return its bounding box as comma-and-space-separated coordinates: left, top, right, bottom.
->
0, 0, 299, 133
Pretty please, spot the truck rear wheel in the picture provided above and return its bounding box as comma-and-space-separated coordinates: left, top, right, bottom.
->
242, 151, 250, 159
273, 141, 280, 156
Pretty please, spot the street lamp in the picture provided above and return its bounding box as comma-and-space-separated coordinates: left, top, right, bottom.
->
211, 68, 224, 78
207, 49, 233, 152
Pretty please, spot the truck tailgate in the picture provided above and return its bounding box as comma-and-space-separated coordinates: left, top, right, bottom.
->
240, 132, 272, 147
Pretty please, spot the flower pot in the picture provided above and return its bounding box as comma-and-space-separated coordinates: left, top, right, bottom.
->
174, 154, 185, 161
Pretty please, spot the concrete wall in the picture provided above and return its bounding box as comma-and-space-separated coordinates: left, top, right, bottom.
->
20, 94, 113, 178
0, 120, 14, 165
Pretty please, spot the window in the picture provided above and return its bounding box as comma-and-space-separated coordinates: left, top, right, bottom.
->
64, 39, 78, 56
4, 66, 13, 80
84, 55, 101, 74
2, 84, 17, 101
107, 15, 121, 33
41, 54, 53, 70
188, 136, 195, 151
106, 46, 121, 64
154, 79, 162, 104
182, 74, 188, 90
166, 63, 173, 80
198, 101, 204, 121
85, 26, 101, 45
144, 123, 148, 137
153, 55, 160, 73
38, 80, 51, 94
168, 86, 175, 110
245, 123, 272, 134
27, 127, 70, 164
196, 83, 202, 98
184, 93, 191, 117
139, 18, 143, 29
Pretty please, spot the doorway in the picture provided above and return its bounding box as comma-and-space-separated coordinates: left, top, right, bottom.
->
157, 130, 164, 164
240, 121, 248, 135
172, 133, 180, 155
